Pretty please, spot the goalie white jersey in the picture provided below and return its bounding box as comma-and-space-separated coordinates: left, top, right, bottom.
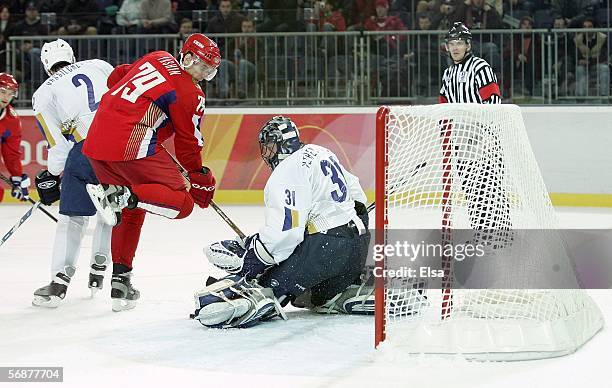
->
259, 144, 367, 263
32, 59, 113, 175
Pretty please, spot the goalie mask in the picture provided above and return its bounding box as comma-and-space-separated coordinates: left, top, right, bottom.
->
258, 116, 302, 170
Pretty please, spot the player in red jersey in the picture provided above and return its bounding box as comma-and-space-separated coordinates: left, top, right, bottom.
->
0, 73, 29, 202
83, 33, 220, 311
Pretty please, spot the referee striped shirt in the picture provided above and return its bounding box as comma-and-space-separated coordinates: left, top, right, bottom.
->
439, 54, 501, 104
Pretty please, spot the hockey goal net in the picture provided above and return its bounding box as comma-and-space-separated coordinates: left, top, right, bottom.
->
374, 104, 603, 360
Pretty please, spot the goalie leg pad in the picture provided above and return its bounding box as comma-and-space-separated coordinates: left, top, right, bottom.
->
192, 275, 287, 328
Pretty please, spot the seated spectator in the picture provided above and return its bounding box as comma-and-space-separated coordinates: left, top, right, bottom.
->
12, 2, 47, 88
215, 17, 260, 100
179, 18, 193, 39
0, 6, 14, 70
316, 0, 347, 32
365, 0, 407, 97
431, 0, 463, 31
0, 6, 14, 43
206, 0, 243, 33
458, 0, 503, 30
347, 0, 377, 30
552, 0, 599, 27
12, 2, 49, 36
140, 0, 176, 33
574, 17, 609, 99
59, 0, 99, 35
456, 0, 502, 75
411, 12, 444, 96
116, 0, 143, 33
503, 15, 541, 96
551, 15, 575, 97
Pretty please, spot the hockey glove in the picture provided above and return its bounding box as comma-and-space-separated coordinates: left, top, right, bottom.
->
205, 234, 275, 280
188, 167, 215, 208
10, 174, 30, 201
35, 170, 61, 205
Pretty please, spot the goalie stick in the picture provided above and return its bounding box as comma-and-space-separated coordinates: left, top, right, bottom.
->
1, 201, 42, 248
160, 145, 247, 240
0, 173, 58, 222
366, 161, 427, 213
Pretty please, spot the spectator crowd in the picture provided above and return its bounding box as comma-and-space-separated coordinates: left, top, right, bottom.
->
0, 0, 611, 102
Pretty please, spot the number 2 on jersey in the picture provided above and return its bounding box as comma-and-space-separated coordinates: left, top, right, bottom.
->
111, 62, 166, 103
320, 156, 347, 202
71, 74, 99, 112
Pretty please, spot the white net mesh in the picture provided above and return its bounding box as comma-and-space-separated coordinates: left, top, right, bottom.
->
379, 104, 603, 360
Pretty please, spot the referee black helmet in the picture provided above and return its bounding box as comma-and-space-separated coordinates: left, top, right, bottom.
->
445, 22, 472, 44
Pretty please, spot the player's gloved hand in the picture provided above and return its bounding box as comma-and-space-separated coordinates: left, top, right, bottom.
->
35, 170, 61, 205
205, 234, 275, 280
10, 174, 30, 201
188, 167, 215, 208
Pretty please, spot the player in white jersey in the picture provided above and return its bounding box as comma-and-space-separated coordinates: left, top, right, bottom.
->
192, 116, 373, 328
31, 39, 114, 307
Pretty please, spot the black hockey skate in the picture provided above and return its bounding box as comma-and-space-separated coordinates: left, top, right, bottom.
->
32, 272, 71, 308
86, 184, 137, 226
111, 271, 140, 312
88, 253, 109, 297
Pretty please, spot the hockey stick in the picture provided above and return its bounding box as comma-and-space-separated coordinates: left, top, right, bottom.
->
0, 173, 58, 222
366, 161, 427, 213
0, 201, 41, 247
160, 146, 247, 240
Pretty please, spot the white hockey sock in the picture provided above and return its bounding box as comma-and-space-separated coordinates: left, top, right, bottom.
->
50, 215, 88, 278
90, 215, 111, 269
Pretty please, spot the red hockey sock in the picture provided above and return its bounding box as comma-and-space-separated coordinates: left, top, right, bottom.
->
131, 183, 194, 219
111, 208, 146, 269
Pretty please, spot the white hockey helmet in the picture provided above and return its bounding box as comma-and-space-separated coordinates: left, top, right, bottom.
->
41, 39, 75, 75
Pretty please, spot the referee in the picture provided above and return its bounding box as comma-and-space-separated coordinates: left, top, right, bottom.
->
439, 22, 501, 104
438, 22, 511, 247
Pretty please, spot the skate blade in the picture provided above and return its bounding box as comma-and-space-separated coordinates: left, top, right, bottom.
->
196, 299, 250, 326
112, 299, 137, 312
32, 295, 62, 308
86, 184, 117, 226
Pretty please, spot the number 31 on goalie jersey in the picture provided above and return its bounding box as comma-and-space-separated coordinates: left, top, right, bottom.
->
320, 156, 348, 203
111, 62, 166, 103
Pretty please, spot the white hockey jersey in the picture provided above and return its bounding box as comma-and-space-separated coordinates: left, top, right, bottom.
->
259, 144, 367, 263
32, 59, 113, 175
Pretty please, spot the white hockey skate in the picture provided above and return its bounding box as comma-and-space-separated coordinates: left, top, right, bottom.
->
32, 272, 72, 308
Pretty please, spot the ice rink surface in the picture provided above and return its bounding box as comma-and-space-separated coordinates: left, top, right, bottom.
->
0, 205, 610, 388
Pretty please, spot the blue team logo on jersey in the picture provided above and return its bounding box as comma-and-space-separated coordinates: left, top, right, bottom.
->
458, 71, 467, 83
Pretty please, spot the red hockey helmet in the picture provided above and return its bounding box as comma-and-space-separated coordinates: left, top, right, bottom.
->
0, 73, 18, 93
180, 33, 221, 69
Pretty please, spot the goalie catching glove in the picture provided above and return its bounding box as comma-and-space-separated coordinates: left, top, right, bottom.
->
204, 234, 275, 279
191, 274, 287, 328
188, 167, 215, 208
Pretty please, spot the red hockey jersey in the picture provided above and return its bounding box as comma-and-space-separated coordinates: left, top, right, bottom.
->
0, 105, 23, 177
83, 51, 206, 173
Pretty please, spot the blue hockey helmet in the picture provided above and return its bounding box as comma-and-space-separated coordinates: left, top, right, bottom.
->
258, 116, 302, 170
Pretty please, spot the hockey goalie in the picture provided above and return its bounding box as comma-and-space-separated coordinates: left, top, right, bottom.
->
192, 116, 374, 328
